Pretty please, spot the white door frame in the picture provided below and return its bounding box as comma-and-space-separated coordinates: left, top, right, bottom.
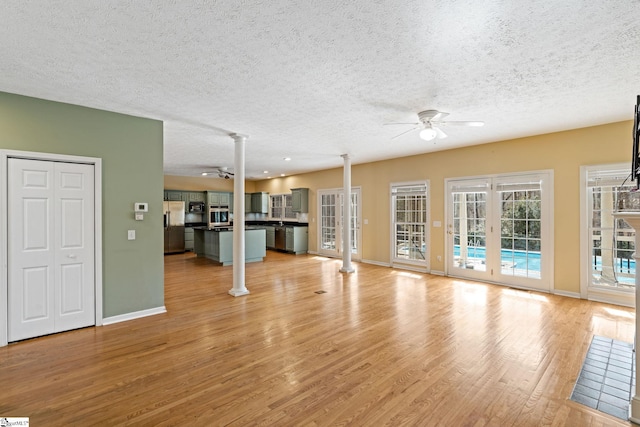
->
444, 170, 554, 292
0, 150, 103, 347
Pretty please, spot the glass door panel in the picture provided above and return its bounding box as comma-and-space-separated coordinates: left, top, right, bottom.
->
320, 193, 338, 256
318, 189, 361, 259
450, 189, 489, 279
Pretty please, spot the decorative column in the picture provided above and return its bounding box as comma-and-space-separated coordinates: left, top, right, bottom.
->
229, 133, 249, 297
340, 154, 355, 273
612, 211, 640, 422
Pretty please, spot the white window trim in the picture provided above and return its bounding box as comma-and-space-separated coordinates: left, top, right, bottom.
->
268, 193, 297, 221
580, 163, 635, 307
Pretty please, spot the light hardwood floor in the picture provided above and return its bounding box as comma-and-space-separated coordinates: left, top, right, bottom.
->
0, 251, 635, 426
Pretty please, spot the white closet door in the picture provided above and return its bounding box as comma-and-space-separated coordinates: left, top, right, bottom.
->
8, 158, 95, 341
54, 161, 95, 332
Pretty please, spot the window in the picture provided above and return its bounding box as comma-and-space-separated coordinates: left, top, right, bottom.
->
585, 166, 635, 291
391, 182, 429, 268
270, 194, 296, 221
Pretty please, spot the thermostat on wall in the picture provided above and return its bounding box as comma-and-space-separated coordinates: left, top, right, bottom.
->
134, 202, 148, 212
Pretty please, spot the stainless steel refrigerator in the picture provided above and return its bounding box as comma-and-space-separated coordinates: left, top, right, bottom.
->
163, 201, 185, 254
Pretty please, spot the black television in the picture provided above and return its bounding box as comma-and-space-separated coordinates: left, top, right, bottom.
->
632, 95, 640, 188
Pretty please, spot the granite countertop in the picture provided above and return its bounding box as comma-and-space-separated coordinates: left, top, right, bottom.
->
193, 226, 267, 232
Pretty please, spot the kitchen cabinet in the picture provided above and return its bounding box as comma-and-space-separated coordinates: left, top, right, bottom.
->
285, 226, 308, 254
207, 191, 232, 207
265, 226, 275, 249
250, 192, 269, 214
228, 192, 235, 213
207, 191, 220, 206
245, 193, 252, 214
291, 188, 309, 213
188, 191, 205, 202
184, 227, 194, 251
164, 190, 184, 201
219, 192, 230, 207
194, 228, 266, 266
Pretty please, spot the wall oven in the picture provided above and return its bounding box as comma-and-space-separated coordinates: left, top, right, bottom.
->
209, 207, 230, 227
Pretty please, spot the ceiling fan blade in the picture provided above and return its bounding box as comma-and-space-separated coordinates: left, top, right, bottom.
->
391, 126, 419, 139
384, 122, 420, 126
431, 111, 449, 121
434, 127, 448, 139
436, 120, 484, 127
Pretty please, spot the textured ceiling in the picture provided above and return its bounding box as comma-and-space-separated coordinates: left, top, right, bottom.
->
1, 1, 639, 179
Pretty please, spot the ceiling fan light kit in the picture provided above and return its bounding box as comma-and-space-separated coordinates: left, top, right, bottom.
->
419, 127, 438, 141
387, 109, 484, 141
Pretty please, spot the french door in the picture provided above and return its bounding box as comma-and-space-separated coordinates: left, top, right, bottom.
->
446, 172, 553, 291
318, 188, 361, 260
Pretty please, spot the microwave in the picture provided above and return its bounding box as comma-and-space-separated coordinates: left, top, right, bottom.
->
209, 207, 230, 227
189, 201, 205, 212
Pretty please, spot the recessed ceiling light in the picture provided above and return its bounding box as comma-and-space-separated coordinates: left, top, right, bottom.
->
263, 170, 269, 174
283, 157, 291, 161
201, 172, 208, 176
280, 173, 285, 177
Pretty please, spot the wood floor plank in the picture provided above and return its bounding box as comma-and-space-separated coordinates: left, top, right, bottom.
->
0, 251, 635, 426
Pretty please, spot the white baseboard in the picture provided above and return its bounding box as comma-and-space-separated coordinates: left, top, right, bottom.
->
585, 288, 634, 308
361, 259, 390, 268
429, 270, 445, 276
551, 290, 581, 299
102, 306, 167, 325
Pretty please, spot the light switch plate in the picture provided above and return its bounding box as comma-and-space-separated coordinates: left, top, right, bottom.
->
135, 212, 144, 221
128, 230, 136, 240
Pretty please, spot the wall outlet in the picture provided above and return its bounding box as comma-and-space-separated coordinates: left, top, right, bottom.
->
437, 255, 442, 262
128, 230, 136, 240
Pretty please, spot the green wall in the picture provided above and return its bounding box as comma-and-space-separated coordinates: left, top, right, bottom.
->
0, 91, 164, 318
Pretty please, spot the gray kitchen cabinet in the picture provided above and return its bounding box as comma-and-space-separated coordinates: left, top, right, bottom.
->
291, 188, 309, 213
207, 191, 232, 207
228, 192, 234, 213
251, 192, 269, 214
218, 192, 230, 207
165, 190, 184, 201
245, 193, 252, 213
285, 226, 308, 254
207, 191, 220, 206
184, 227, 194, 251
265, 226, 275, 249
189, 191, 205, 202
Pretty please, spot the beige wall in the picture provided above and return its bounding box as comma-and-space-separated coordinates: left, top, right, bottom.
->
164, 174, 257, 192
253, 120, 633, 294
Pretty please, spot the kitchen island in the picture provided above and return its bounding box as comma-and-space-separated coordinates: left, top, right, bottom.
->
193, 227, 266, 266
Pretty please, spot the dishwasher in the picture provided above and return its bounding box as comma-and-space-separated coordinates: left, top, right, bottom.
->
275, 226, 286, 251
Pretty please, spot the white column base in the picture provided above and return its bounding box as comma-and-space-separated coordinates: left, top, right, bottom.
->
630, 395, 640, 424
339, 267, 355, 273
228, 288, 250, 297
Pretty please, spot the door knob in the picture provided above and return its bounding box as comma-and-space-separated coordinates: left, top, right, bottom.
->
68, 254, 77, 259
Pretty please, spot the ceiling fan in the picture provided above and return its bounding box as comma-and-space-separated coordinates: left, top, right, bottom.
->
385, 110, 484, 141
201, 167, 234, 179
